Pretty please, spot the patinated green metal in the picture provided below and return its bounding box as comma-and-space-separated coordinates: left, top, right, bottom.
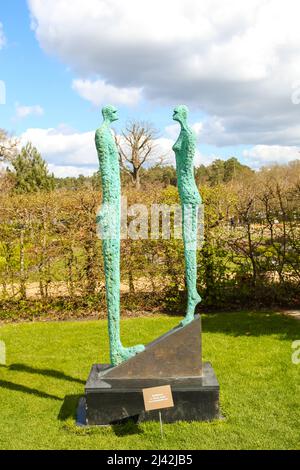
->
95, 105, 145, 366
173, 105, 202, 326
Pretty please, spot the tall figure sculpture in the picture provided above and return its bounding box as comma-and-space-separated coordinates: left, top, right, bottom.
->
173, 105, 202, 326
95, 105, 145, 366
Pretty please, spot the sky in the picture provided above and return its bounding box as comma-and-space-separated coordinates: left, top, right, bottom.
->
1, 0, 300, 177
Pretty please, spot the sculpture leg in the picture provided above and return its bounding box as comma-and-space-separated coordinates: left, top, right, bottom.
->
180, 204, 202, 327
99, 208, 144, 366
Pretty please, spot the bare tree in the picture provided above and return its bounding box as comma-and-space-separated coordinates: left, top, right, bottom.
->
0, 129, 18, 163
116, 121, 158, 190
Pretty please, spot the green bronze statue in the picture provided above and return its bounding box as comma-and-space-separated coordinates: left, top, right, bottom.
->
95, 105, 145, 366
173, 105, 202, 326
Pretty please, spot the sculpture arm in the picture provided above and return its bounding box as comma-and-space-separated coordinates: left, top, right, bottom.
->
187, 143, 195, 169
182, 130, 196, 168
95, 128, 110, 162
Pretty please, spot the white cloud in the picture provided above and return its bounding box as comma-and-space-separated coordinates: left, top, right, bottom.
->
19, 125, 298, 176
72, 79, 142, 106
152, 137, 174, 165
165, 124, 179, 140
0, 23, 6, 49
167, 121, 300, 166
29, 0, 270, 81
20, 127, 97, 177
48, 164, 95, 178
243, 145, 300, 168
18, 126, 179, 176
165, 122, 203, 141
181, 115, 300, 148
20, 127, 97, 167
15, 103, 44, 120
28, 0, 300, 147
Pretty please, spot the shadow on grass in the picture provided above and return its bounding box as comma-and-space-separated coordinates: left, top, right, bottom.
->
202, 311, 300, 340
0, 379, 62, 400
0, 364, 83, 407
6, 363, 85, 385
57, 395, 144, 437
58, 395, 144, 435
112, 418, 144, 437
58, 394, 82, 422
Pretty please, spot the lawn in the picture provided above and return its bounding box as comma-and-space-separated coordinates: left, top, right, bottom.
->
0, 312, 299, 450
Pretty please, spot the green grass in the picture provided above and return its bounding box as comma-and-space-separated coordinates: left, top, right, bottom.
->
0, 312, 299, 450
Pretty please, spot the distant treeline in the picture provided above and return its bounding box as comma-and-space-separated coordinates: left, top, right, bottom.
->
0, 159, 299, 320
53, 157, 254, 191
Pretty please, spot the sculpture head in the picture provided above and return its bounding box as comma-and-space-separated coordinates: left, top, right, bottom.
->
102, 105, 119, 123
173, 105, 189, 125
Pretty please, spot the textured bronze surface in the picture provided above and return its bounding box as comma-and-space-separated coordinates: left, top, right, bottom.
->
102, 314, 202, 379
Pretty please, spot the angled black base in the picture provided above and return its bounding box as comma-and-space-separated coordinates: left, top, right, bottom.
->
82, 362, 220, 425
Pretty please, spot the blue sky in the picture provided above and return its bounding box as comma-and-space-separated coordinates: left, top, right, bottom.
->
1, 0, 300, 176
0, 0, 99, 133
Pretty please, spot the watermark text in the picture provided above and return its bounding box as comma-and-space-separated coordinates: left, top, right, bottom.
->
292, 340, 300, 365
0, 80, 6, 105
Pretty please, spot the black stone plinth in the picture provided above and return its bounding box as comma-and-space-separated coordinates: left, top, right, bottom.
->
83, 362, 220, 425
81, 315, 220, 425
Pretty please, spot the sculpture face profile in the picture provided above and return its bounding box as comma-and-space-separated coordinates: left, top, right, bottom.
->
102, 105, 119, 123
172, 105, 202, 326
172, 105, 188, 124
95, 105, 145, 366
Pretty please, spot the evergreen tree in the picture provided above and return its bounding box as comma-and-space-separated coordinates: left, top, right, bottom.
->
208, 159, 225, 186
195, 164, 209, 185
224, 157, 253, 182
10, 142, 54, 193
198, 157, 254, 186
